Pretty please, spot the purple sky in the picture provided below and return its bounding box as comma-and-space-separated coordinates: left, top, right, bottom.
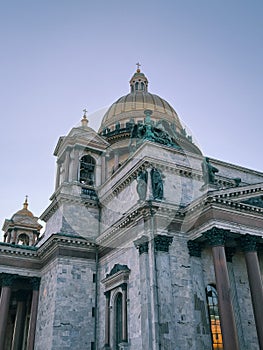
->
1, 0, 263, 234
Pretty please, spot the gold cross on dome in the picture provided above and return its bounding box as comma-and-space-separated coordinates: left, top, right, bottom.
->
136, 62, 141, 71
83, 109, 88, 117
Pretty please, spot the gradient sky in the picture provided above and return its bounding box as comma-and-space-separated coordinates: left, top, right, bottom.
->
1, 0, 263, 234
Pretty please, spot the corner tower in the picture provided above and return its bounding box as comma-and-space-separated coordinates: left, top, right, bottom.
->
39, 111, 109, 243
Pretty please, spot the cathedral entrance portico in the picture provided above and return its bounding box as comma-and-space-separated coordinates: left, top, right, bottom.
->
0, 273, 40, 350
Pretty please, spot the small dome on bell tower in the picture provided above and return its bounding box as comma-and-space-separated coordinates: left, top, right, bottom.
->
2, 196, 42, 246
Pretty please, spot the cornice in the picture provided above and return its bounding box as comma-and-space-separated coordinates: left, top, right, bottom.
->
0, 242, 37, 257
37, 233, 96, 259
97, 201, 184, 246
0, 234, 98, 272
184, 185, 263, 219
40, 190, 99, 222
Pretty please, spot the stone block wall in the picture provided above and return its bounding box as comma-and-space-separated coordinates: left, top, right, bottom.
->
35, 257, 96, 350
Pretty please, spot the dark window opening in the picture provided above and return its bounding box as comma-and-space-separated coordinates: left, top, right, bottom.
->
17, 233, 29, 246
115, 293, 123, 349
79, 155, 96, 186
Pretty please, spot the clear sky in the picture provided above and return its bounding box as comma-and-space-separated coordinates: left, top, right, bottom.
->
0, 0, 263, 235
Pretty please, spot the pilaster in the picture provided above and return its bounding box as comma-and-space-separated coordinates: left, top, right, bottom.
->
154, 235, 175, 349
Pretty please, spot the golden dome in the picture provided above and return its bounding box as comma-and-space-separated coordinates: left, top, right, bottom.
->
98, 69, 183, 134
12, 197, 34, 219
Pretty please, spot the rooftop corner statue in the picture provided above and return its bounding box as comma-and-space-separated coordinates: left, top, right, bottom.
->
201, 156, 219, 185
1, 66, 263, 350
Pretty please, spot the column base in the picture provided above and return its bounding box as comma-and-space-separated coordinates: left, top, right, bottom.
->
118, 342, 129, 350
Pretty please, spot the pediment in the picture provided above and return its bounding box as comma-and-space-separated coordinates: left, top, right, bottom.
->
54, 127, 109, 156
206, 183, 263, 213
240, 195, 263, 208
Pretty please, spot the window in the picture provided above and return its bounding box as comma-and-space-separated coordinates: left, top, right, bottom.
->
79, 155, 96, 185
102, 264, 130, 349
17, 233, 29, 246
206, 285, 223, 349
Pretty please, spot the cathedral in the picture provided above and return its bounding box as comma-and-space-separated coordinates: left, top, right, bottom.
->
0, 67, 263, 350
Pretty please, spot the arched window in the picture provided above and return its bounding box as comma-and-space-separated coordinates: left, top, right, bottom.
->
135, 82, 139, 90
206, 285, 223, 349
141, 82, 145, 90
17, 233, 29, 246
79, 155, 96, 186
115, 292, 123, 349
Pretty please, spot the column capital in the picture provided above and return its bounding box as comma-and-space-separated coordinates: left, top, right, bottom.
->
0, 273, 17, 287
204, 227, 228, 246
134, 236, 149, 255
187, 240, 202, 257
154, 235, 173, 252
240, 234, 258, 252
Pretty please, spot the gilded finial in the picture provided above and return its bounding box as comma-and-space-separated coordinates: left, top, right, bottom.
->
136, 62, 141, 73
23, 195, 28, 210
81, 109, 89, 127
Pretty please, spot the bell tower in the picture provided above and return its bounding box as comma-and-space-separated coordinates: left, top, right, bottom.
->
39, 111, 109, 243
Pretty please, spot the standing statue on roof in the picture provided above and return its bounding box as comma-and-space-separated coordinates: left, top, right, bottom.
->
202, 157, 219, 185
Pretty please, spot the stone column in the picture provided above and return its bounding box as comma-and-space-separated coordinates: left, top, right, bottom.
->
6, 229, 11, 243
11, 292, 27, 350
0, 274, 15, 350
72, 148, 80, 182
187, 241, 212, 349
204, 227, 239, 350
64, 150, 70, 183
104, 291, 111, 349
101, 155, 106, 183
27, 277, 41, 350
241, 234, 263, 349
154, 234, 174, 349
55, 161, 61, 190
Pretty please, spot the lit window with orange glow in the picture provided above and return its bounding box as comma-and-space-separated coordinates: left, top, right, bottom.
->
206, 285, 223, 349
